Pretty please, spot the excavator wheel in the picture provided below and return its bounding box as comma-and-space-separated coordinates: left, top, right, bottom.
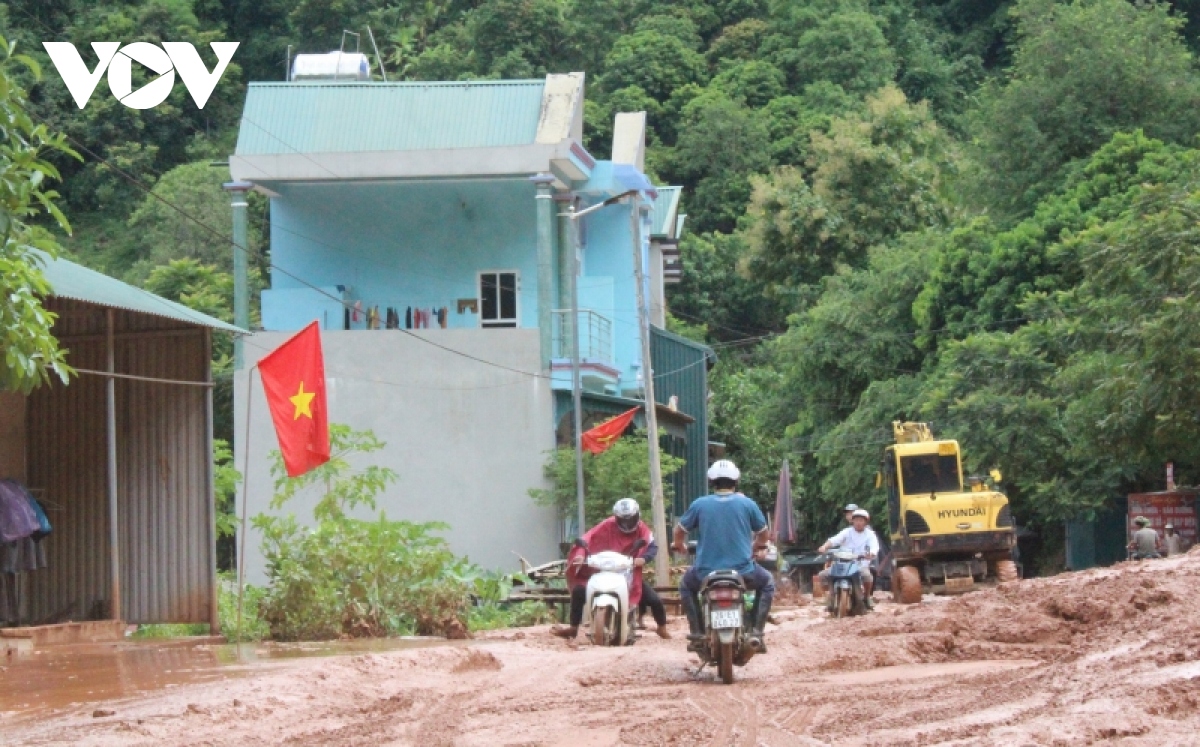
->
995, 559, 1019, 583
893, 565, 923, 605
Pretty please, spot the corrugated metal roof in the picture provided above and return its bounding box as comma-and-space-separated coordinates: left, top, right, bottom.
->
651, 186, 682, 237
236, 80, 547, 155
39, 252, 244, 333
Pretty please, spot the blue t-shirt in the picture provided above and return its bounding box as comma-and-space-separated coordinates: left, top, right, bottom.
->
678, 492, 767, 575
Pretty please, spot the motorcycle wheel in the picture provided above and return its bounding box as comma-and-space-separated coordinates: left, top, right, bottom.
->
718, 641, 734, 684
591, 606, 611, 646
836, 588, 850, 618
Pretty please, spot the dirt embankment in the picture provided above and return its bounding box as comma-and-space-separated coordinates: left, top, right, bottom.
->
7, 549, 1200, 746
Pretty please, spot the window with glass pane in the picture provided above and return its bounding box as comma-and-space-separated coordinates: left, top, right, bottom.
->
480, 271, 518, 328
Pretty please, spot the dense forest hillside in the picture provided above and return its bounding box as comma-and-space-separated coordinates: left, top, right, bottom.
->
6, 0, 1200, 569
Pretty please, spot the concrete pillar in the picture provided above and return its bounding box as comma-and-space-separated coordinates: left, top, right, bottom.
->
223, 180, 254, 368
531, 174, 556, 367
555, 192, 574, 359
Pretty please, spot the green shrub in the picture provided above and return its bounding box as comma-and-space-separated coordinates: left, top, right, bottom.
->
467, 601, 556, 631
219, 570, 270, 643
132, 623, 208, 639
252, 425, 476, 641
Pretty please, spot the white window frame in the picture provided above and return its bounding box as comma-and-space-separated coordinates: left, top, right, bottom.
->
478, 270, 520, 328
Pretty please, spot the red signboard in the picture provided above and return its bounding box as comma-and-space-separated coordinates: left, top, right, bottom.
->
1127, 492, 1197, 547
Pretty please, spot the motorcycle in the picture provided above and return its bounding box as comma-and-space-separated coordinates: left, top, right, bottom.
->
576, 538, 646, 646
690, 570, 767, 684
824, 549, 869, 618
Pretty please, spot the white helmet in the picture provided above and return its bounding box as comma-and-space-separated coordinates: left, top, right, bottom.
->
852, 509, 870, 520
613, 498, 641, 533
707, 459, 741, 482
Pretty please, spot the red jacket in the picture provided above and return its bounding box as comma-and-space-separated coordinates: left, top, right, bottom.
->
566, 516, 654, 608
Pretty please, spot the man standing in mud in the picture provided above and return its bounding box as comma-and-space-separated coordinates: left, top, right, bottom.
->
1164, 523, 1188, 556
1129, 516, 1162, 560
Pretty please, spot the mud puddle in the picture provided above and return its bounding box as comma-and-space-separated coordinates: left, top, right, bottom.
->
821, 659, 1039, 685
0, 636, 465, 718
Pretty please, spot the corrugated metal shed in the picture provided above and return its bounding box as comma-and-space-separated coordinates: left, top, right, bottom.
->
650, 187, 682, 237
16, 294, 221, 626
39, 252, 243, 333
650, 326, 715, 518
236, 80, 547, 156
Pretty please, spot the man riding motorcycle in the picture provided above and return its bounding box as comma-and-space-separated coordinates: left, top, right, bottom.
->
818, 509, 879, 609
672, 459, 775, 652
552, 498, 670, 640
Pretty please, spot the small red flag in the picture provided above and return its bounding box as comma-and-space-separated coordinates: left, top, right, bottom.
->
258, 322, 331, 477
581, 407, 639, 455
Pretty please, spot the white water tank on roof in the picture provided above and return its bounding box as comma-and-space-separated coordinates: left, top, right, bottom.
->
290, 52, 370, 81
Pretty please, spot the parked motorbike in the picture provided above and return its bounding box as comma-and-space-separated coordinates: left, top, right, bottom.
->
576, 538, 646, 646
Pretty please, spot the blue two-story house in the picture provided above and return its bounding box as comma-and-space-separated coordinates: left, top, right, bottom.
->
231, 73, 712, 575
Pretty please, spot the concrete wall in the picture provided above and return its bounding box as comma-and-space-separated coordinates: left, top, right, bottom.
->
262, 178, 545, 332
235, 329, 560, 583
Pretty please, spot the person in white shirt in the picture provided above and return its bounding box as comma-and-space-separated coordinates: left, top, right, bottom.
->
818, 509, 880, 607
1164, 523, 1189, 556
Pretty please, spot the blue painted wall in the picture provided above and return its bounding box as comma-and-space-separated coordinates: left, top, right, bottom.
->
579, 202, 641, 390
262, 178, 543, 332
259, 173, 650, 391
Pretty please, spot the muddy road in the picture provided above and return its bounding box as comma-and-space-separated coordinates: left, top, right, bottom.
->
6, 550, 1200, 746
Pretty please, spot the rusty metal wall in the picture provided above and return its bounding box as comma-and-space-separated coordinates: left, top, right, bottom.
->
25, 299, 216, 624
114, 331, 212, 623
26, 338, 108, 622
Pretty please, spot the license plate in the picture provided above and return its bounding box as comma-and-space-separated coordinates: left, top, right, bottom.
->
945, 576, 974, 592
710, 609, 741, 629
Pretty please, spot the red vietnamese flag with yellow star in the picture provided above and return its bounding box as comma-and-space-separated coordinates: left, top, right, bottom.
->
258, 321, 330, 477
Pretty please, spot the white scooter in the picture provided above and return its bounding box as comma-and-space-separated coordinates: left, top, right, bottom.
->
576, 537, 646, 646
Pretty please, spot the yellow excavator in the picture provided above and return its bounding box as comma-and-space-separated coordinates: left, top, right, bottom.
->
879, 422, 1018, 603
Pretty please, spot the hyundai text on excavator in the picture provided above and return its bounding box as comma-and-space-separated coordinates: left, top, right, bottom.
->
880, 422, 1018, 604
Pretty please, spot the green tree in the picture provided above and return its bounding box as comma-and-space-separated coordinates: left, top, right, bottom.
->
668, 230, 785, 343
970, 0, 1200, 218
667, 92, 771, 233
467, 0, 572, 75
530, 433, 685, 529
743, 86, 952, 294
601, 30, 708, 101
710, 60, 785, 107
0, 39, 76, 393
127, 161, 260, 280
33, 1, 244, 214
765, 6, 896, 95
564, 0, 647, 71
760, 82, 857, 166
915, 131, 1193, 342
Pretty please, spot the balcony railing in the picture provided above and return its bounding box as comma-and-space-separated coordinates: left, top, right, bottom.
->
552, 309, 613, 363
